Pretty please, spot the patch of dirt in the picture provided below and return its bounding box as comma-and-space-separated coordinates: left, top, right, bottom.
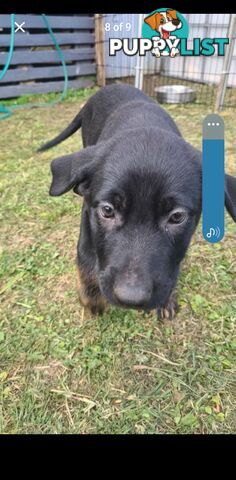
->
33, 360, 68, 380
41, 272, 76, 302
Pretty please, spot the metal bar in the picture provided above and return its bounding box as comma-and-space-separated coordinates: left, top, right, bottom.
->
215, 14, 236, 111
95, 14, 105, 87
134, 13, 144, 90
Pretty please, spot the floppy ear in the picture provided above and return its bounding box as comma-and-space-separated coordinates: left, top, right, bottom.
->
49, 145, 98, 197
166, 9, 178, 20
144, 12, 160, 31
225, 174, 236, 222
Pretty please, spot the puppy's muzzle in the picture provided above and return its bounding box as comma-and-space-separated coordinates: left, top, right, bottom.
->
113, 274, 152, 307
172, 18, 180, 26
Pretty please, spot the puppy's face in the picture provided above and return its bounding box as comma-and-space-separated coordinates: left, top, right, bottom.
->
145, 10, 182, 39
49, 129, 236, 311
86, 131, 201, 309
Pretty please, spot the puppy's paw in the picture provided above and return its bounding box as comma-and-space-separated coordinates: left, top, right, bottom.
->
157, 294, 179, 320
78, 288, 107, 316
170, 47, 180, 57
90, 298, 107, 316
152, 48, 161, 57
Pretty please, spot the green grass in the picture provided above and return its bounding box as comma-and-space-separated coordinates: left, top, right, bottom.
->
0, 87, 235, 434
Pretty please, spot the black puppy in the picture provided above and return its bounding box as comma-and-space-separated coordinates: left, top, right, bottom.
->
39, 85, 236, 318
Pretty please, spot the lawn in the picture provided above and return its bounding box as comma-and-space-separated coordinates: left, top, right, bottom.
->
0, 87, 235, 434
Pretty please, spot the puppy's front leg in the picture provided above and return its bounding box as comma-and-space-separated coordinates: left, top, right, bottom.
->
77, 203, 106, 316
156, 290, 179, 320
77, 263, 107, 315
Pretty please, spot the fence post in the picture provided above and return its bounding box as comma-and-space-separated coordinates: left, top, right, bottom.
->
134, 13, 145, 90
95, 14, 106, 87
215, 14, 236, 111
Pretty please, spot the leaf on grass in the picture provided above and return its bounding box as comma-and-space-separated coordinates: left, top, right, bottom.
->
0, 371, 8, 381
181, 413, 198, 427
211, 395, 221, 406
135, 354, 149, 364
191, 294, 208, 313
216, 413, 225, 422
174, 416, 181, 425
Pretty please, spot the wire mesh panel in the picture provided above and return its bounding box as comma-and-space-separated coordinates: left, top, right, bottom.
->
96, 13, 236, 109
158, 13, 236, 107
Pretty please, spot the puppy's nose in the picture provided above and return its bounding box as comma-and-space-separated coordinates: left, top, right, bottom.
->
113, 282, 152, 307
172, 18, 180, 26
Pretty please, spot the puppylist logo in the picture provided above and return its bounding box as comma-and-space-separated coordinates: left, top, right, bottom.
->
109, 8, 229, 57
143, 8, 188, 57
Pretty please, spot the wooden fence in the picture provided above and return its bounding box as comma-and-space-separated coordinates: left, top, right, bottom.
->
0, 14, 96, 98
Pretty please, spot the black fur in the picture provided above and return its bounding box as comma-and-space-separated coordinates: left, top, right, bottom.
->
39, 85, 236, 314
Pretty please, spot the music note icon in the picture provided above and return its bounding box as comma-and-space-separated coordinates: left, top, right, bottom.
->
206, 227, 220, 239
206, 228, 215, 238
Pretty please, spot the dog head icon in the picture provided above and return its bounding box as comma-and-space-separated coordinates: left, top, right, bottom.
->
144, 9, 182, 39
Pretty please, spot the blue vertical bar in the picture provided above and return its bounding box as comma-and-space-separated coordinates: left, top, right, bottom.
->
202, 115, 225, 243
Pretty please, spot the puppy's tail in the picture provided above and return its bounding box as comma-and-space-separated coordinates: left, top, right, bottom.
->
37, 108, 84, 152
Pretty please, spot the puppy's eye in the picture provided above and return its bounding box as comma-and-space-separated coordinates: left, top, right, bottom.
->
168, 210, 186, 224
160, 18, 165, 24
100, 204, 115, 219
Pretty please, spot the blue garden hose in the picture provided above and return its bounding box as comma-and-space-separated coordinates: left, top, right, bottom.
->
0, 13, 69, 119
0, 14, 15, 118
